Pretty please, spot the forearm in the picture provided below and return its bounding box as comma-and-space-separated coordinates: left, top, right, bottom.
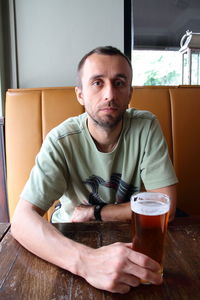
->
101, 183, 177, 222
11, 199, 162, 293
100, 202, 131, 222
72, 202, 132, 222
148, 184, 177, 222
11, 199, 86, 274
100, 183, 177, 222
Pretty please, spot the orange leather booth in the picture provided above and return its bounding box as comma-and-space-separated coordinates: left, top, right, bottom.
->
5, 86, 200, 219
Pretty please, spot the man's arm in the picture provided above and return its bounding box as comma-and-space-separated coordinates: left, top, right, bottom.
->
11, 198, 162, 294
147, 184, 177, 222
71, 184, 177, 223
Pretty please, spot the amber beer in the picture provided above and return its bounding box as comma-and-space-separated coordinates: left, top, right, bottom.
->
131, 192, 170, 282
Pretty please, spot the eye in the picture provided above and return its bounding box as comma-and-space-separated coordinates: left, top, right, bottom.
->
114, 79, 125, 87
92, 80, 103, 87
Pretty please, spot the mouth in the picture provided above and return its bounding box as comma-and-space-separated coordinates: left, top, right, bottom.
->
99, 106, 118, 112
101, 108, 117, 111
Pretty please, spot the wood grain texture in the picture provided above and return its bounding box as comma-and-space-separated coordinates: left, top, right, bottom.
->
0, 223, 10, 241
0, 219, 200, 299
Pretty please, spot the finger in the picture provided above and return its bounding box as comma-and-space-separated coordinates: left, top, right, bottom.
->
138, 267, 163, 285
124, 260, 163, 285
71, 216, 78, 222
124, 243, 161, 272
108, 283, 131, 294
115, 248, 163, 285
108, 242, 161, 273
119, 273, 140, 288
110, 273, 141, 293
128, 249, 161, 272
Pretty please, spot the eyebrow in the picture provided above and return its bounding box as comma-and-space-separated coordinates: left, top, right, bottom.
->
89, 73, 128, 81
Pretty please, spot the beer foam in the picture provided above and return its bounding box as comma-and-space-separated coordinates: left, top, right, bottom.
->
131, 200, 169, 216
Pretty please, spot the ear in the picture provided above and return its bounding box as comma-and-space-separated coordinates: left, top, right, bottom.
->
75, 86, 84, 106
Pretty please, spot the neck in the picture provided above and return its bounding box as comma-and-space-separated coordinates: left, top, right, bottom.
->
88, 119, 123, 153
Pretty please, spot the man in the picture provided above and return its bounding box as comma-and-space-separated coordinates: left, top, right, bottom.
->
11, 46, 178, 294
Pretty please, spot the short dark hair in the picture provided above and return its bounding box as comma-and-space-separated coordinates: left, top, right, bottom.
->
76, 46, 132, 87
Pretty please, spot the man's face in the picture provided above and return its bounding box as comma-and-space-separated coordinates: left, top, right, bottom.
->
76, 53, 133, 129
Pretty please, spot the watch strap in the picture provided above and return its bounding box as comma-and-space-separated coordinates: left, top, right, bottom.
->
94, 203, 107, 221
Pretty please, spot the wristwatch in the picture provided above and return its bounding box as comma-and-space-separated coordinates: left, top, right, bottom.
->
94, 203, 107, 221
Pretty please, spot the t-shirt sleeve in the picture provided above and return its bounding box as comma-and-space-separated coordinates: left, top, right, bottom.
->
140, 118, 178, 190
20, 134, 69, 211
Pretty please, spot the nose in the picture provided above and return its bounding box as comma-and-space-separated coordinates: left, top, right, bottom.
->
103, 83, 115, 101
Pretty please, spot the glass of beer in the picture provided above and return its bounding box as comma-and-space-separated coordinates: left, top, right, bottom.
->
131, 192, 170, 284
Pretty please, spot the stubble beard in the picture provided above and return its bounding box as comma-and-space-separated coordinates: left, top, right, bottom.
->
87, 110, 125, 129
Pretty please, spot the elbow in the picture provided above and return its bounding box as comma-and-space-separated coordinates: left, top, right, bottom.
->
10, 205, 25, 241
10, 216, 20, 240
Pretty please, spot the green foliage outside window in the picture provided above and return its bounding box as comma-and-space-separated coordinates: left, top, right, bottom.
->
132, 51, 182, 86
144, 70, 180, 85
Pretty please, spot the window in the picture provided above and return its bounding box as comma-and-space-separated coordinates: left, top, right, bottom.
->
132, 50, 182, 86
128, 0, 200, 86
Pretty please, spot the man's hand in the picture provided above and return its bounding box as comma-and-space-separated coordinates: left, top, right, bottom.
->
12, 199, 163, 294
78, 242, 163, 294
71, 204, 95, 222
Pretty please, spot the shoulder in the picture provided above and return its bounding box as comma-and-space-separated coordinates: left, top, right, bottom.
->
123, 108, 161, 137
46, 113, 87, 142
125, 108, 156, 121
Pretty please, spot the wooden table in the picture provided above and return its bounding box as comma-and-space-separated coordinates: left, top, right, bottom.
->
0, 223, 10, 241
0, 218, 200, 300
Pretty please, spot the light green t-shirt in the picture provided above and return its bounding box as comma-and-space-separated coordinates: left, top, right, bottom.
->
21, 108, 178, 222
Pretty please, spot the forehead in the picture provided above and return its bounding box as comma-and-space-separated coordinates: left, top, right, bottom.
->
81, 53, 132, 80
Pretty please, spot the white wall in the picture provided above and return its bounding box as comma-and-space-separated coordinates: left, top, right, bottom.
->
14, 0, 124, 88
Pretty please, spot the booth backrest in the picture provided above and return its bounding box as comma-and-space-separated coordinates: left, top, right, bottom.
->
169, 88, 200, 214
130, 86, 173, 160
5, 88, 84, 219
5, 86, 200, 219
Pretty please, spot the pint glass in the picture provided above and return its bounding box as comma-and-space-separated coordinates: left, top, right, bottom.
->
131, 192, 170, 283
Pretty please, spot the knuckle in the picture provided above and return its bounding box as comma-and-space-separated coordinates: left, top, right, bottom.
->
115, 244, 127, 256
141, 268, 149, 279
118, 259, 126, 270
111, 271, 120, 282
105, 280, 117, 292
143, 256, 149, 267
113, 257, 125, 272
138, 254, 149, 267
